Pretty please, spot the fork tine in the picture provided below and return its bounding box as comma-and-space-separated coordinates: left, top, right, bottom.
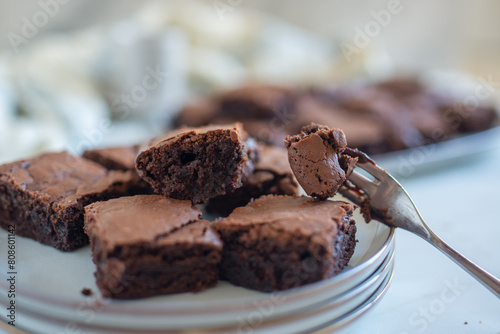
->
343, 147, 386, 180
355, 161, 390, 182
348, 170, 378, 196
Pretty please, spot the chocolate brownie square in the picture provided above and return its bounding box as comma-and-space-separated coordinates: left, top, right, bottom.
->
289, 94, 388, 153
173, 86, 296, 146
215, 85, 294, 120
173, 97, 219, 128
210, 118, 290, 147
83, 145, 153, 194
206, 144, 300, 216
83, 145, 139, 171
285, 123, 358, 199
0, 152, 141, 251
135, 123, 257, 204
302, 87, 424, 153
84, 195, 222, 299
215, 195, 357, 292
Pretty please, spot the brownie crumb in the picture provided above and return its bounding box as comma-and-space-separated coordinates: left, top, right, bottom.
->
81, 288, 93, 296
360, 198, 372, 223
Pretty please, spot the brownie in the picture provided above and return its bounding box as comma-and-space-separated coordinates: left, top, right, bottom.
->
173, 85, 293, 125
235, 118, 291, 147
206, 144, 300, 216
174, 85, 295, 146
135, 123, 257, 204
83, 145, 153, 194
210, 117, 290, 146
289, 94, 388, 152
315, 79, 499, 151
285, 123, 357, 200
215, 85, 294, 119
173, 97, 219, 128
84, 195, 222, 299
310, 86, 427, 152
0, 152, 141, 251
215, 195, 357, 292
438, 104, 499, 133
83, 145, 139, 171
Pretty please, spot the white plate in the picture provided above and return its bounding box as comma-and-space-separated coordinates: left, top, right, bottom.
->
310, 262, 395, 334
1, 243, 395, 334
0, 205, 394, 332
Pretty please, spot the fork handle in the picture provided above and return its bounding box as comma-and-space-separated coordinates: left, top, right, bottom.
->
426, 231, 500, 299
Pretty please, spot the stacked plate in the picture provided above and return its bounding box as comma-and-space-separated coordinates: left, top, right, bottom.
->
0, 206, 395, 333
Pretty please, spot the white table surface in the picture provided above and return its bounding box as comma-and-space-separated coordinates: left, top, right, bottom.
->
337, 147, 500, 334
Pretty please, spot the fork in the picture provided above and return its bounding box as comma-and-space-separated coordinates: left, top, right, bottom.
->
339, 159, 500, 299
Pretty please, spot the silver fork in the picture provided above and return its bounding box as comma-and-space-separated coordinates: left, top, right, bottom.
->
339, 159, 500, 299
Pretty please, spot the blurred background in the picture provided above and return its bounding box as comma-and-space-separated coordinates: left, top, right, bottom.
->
0, 0, 499, 164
